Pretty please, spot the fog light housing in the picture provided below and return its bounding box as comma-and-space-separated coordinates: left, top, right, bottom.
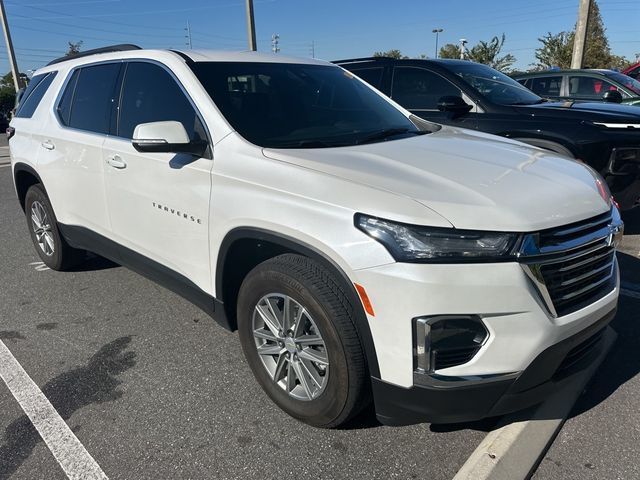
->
414, 315, 488, 373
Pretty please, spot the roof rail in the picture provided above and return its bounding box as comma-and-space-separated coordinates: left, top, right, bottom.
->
47, 44, 142, 66
333, 56, 387, 64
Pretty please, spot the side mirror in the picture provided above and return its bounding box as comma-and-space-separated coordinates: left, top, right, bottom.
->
437, 95, 473, 115
132, 121, 207, 157
602, 90, 623, 104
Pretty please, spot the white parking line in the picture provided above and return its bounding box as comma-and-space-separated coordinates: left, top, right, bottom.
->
0, 339, 108, 480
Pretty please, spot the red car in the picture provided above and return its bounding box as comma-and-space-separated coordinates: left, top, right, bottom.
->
624, 62, 640, 81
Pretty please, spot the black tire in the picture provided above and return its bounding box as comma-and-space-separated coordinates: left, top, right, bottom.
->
237, 254, 369, 428
24, 184, 84, 271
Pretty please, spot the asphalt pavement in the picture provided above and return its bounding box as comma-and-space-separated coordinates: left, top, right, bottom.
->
0, 167, 487, 479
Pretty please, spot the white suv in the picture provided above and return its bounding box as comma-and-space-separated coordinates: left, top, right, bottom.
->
10, 45, 623, 427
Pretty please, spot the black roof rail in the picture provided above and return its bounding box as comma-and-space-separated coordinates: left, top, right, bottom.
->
47, 44, 142, 66
333, 56, 389, 64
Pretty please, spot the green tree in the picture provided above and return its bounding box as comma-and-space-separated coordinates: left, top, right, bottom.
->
467, 34, 516, 72
534, 31, 574, 69
66, 41, 83, 56
0, 86, 16, 114
534, 0, 623, 69
1, 72, 30, 89
438, 43, 460, 59
372, 49, 407, 59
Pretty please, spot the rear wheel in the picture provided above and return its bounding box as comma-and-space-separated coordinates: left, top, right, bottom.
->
237, 254, 369, 428
24, 184, 84, 270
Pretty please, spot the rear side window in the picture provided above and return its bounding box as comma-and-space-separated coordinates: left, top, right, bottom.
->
63, 63, 121, 134
351, 67, 385, 89
568, 76, 618, 99
529, 76, 562, 97
118, 61, 204, 141
15, 71, 57, 118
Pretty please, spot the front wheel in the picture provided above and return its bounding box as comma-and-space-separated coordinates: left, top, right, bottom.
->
237, 254, 369, 428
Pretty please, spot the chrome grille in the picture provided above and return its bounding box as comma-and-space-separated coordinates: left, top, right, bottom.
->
520, 209, 622, 317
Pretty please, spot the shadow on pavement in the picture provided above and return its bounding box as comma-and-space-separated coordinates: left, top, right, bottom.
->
67, 253, 119, 273
621, 207, 640, 235
0, 336, 136, 478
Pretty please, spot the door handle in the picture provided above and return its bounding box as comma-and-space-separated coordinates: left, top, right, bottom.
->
106, 155, 127, 169
41, 141, 55, 151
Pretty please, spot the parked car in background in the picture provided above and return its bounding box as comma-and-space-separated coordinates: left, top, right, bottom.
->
513, 69, 640, 106
624, 62, 640, 81
336, 57, 640, 209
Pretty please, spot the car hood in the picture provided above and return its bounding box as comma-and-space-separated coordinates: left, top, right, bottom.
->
523, 99, 640, 120
262, 127, 610, 232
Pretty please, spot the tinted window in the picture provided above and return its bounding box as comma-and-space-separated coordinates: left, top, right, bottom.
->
351, 67, 384, 89
68, 63, 121, 134
191, 62, 421, 148
57, 69, 79, 126
118, 62, 203, 141
446, 63, 542, 105
606, 71, 640, 95
391, 67, 461, 110
568, 76, 619, 99
529, 76, 562, 97
15, 72, 57, 118
627, 66, 640, 81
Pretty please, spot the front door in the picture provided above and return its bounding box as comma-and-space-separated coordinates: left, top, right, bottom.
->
102, 61, 213, 292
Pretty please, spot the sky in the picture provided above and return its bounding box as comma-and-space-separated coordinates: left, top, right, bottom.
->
3, 0, 639, 76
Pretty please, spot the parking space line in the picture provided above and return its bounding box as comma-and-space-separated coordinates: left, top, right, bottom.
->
0, 339, 108, 480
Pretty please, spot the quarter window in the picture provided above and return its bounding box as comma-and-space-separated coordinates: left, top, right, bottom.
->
391, 67, 461, 110
118, 62, 204, 141
64, 63, 121, 134
15, 72, 57, 118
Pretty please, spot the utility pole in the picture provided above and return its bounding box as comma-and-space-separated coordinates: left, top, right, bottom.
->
271, 34, 280, 54
0, 0, 23, 92
459, 38, 468, 60
571, 0, 591, 69
310, 40, 315, 58
185, 20, 192, 50
245, 0, 257, 51
432, 28, 443, 59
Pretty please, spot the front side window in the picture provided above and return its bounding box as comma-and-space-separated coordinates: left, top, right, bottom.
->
64, 63, 121, 134
392, 67, 461, 110
190, 62, 422, 148
605, 72, 640, 96
118, 62, 205, 141
446, 63, 543, 106
15, 71, 57, 118
568, 76, 620, 99
529, 76, 562, 97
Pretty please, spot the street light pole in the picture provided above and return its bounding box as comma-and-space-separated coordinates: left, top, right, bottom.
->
571, 0, 591, 69
245, 0, 257, 51
459, 38, 468, 60
432, 28, 443, 59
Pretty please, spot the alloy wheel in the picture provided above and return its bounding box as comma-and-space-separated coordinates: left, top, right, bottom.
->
30, 201, 55, 257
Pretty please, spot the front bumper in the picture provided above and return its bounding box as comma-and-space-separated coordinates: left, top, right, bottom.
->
372, 308, 616, 425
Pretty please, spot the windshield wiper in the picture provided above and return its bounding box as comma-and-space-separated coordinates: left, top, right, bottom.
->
356, 128, 422, 145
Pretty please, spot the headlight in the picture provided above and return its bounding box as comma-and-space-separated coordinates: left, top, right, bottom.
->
355, 214, 520, 262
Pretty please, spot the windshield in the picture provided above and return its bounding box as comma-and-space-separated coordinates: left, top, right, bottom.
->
446, 63, 543, 106
606, 71, 640, 95
191, 62, 423, 148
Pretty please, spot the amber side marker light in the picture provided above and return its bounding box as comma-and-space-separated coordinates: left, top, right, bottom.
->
354, 283, 375, 317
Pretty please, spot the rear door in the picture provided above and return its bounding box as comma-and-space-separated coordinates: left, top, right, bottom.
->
36, 63, 121, 235
102, 60, 213, 292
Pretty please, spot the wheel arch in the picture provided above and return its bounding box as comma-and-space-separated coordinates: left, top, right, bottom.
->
13, 162, 44, 211
215, 227, 381, 378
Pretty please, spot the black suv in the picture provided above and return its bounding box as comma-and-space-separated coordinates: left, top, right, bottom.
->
336, 57, 640, 209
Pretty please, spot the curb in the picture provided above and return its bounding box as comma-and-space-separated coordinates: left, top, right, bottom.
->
453, 327, 616, 480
